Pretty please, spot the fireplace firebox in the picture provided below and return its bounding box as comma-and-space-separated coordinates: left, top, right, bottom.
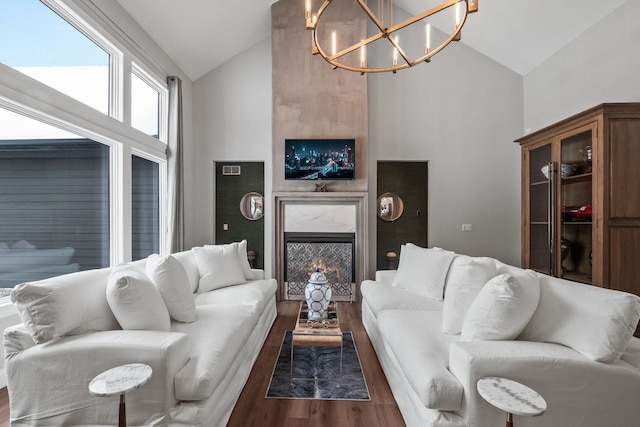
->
284, 232, 355, 301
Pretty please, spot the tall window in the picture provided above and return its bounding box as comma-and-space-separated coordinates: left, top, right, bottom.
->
0, 107, 110, 295
0, 0, 113, 114
132, 155, 160, 261
0, 1, 169, 297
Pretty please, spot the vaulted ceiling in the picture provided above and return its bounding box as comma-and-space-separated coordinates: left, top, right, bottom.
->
116, 0, 628, 81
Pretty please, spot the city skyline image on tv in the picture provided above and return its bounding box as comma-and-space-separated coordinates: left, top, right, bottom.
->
285, 139, 355, 180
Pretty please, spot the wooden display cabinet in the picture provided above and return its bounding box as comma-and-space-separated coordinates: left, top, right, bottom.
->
517, 103, 640, 297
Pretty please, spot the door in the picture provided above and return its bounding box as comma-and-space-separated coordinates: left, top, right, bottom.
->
376, 161, 428, 270
214, 162, 265, 269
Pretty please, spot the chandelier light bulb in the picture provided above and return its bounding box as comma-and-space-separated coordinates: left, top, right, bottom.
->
331, 30, 337, 56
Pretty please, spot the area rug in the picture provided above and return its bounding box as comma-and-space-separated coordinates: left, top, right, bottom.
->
266, 331, 370, 401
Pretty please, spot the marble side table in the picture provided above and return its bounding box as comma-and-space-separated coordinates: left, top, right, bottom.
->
89, 363, 153, 427
477, 377, 547, 427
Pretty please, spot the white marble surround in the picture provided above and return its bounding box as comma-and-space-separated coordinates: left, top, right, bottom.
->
284, 204, 356, 233
274, 192, 368, 301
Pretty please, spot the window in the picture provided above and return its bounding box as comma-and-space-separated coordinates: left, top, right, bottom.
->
131, 65, 166, 140
0, 0, 114, 114
132, 155, 160, 261
0, 0, 169, 297
0, 107, 110, 295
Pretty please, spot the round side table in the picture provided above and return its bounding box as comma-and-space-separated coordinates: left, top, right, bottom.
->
477, 377, 547, 427
89, 363, 152, 427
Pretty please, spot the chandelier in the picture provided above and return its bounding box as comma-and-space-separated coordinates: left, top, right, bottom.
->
305, 0, 478, 73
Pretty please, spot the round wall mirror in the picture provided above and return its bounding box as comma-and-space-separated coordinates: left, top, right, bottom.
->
240, 192, 264, 220
377, 192, 404, 221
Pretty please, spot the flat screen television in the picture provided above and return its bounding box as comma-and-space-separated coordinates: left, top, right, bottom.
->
285, 138, 355, 180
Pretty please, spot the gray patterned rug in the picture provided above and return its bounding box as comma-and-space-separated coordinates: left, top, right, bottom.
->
266, 331, 370, 401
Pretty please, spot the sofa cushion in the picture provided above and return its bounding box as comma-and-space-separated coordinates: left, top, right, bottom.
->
392, 244, 455, 300
11, 268, 119, 344
172, 304, 258, 401
378, 309, 463, 410
361, 280, 444, 318
194, 279, 277, 312
146, 254, 196, 323
461, 270, 540, 341
519, 274, 640, 363
442, 255, 498, 334
192, 244, 246, 292
107, 265, 171, 331
172, 250, 200, 293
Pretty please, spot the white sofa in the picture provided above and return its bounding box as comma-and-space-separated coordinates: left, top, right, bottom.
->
4, 242, 277, 426
361, 244, 640, 427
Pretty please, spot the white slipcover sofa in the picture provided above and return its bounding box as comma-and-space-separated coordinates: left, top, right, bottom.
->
362, 243, 640, 427
4, 241, 277, 426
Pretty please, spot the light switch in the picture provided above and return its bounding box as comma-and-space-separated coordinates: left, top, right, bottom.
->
223, 224, 229, 231
462, 224, 472, 232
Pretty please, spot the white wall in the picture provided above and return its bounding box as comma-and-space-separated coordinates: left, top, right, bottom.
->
367, 21, 524, 266
524, 0, 640, 132
192, 38, 273, 273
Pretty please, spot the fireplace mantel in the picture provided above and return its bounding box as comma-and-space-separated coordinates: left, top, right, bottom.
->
273, 192, 369, 301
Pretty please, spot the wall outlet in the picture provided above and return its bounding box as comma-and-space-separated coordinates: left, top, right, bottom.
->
462, 224, 472, 232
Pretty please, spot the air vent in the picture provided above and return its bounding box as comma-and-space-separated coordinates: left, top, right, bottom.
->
222, 165, 241, 175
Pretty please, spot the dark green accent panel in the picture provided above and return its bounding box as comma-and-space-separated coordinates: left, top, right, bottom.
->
215, 162, 264, 269
376, 161, 428, 270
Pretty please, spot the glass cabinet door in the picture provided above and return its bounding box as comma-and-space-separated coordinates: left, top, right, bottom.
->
528, 143, 552, 275
559, 125, 595, 284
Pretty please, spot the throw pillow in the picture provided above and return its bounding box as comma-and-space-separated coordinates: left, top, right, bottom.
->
10, 268, 119, 344
146, 254, 197, 323
106, 265, 171, 331
392, 244, 455, 300
442, 256, 498, 334
519, 275, 640, 363
237, 240, 254, 280
192, 244, 247, 292
461, 270, 540, 341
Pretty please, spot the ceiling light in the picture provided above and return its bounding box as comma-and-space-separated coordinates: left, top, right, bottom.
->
305, 0, 478, 74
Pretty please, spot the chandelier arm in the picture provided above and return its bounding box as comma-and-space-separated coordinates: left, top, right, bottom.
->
319, 32, 385, 61
386, 0, 461, 35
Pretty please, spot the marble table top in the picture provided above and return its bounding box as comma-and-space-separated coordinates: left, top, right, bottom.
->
477, 377, 547, 417
89, 363, 152, 397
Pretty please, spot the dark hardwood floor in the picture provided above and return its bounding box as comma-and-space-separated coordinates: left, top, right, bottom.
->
0, 301, 404, 427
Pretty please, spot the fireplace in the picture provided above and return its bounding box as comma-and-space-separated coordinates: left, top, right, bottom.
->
273, 192, 369, 302
285, 232, 355, 301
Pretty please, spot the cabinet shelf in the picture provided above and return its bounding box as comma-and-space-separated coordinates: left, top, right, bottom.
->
531, 179, 549, 187
562, 221, 592, 225
562, 172, 592, 184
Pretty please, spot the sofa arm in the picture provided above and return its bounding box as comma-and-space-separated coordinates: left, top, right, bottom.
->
375, 270, 396, 284
5, 330, 190, 425
449, 340, 640, 427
